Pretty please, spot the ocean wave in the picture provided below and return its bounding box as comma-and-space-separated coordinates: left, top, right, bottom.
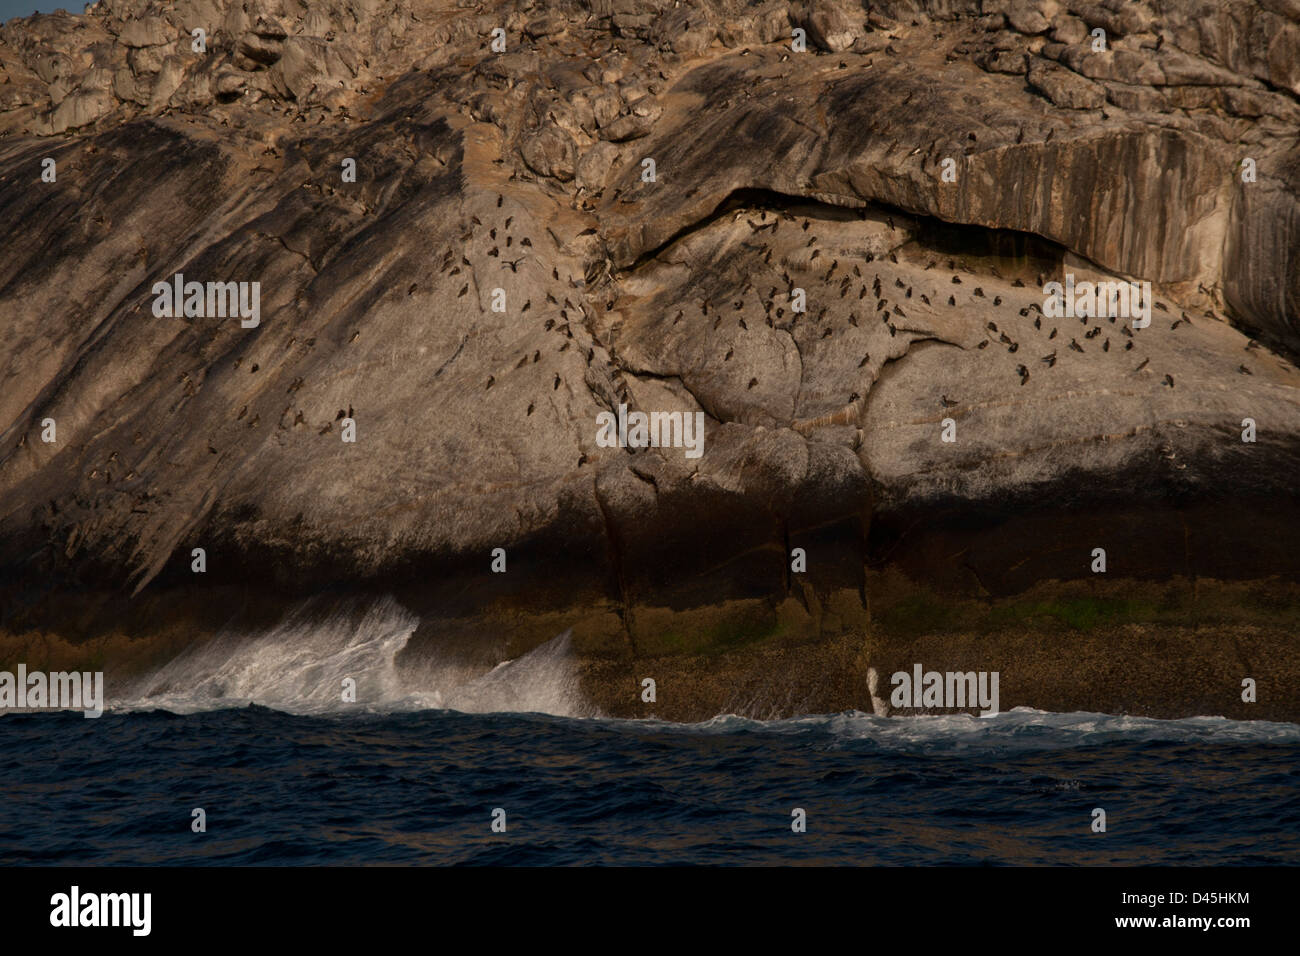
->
109, 595, 587, 718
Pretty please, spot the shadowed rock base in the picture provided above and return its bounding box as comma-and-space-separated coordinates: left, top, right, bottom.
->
2, 570, 1294, 721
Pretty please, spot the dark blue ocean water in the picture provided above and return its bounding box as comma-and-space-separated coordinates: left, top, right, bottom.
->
2, 706, 1298, 865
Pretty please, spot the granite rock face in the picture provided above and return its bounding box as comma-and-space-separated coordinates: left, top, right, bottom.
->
1, 0, 1298, 719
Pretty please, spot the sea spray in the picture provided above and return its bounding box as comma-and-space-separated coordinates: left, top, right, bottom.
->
115, 596, 588, 717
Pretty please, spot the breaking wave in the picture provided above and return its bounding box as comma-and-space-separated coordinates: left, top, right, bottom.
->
114, 595, 587, 718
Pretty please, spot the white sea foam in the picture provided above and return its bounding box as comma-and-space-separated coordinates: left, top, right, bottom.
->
636, 707, 1300, 748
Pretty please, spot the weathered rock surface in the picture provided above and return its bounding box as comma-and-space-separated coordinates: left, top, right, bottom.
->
1, 0, 1298, 720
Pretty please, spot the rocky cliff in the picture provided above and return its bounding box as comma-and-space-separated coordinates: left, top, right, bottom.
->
1, 0, 1298, 720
